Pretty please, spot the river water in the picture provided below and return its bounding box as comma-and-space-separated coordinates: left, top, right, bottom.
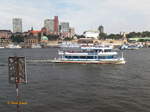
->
0, 48, 150, 112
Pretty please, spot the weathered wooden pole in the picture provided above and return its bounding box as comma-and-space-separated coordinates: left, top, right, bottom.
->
8, 56, 27, 112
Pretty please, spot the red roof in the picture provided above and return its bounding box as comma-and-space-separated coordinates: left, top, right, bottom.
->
31, 30, 41, 34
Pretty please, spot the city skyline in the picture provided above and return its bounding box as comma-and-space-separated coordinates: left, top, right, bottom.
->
0, 0, 150, 34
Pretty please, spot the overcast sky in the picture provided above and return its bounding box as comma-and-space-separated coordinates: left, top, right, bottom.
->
0, 0, 150, 34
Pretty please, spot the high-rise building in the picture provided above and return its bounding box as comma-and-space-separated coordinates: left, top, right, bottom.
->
13, 18, 22, 33
69, 27, 75, 37
54, 16, 59, 34
44, 19, 54, 33
60, 22, 70, 37
60, 22, 70, 33
98, 25, 104, 34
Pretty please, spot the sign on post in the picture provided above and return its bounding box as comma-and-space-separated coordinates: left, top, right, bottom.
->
8, 57, 27, 84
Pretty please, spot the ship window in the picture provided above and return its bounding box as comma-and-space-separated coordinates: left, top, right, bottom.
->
106, 56, 113, 59
80, 56, 87, 59
72, 56, 79, 59
65, 56, 71, 59
97, 49, 102, 52
104, 49, 111, 52
65, 56, 71, 58
87, 56, 94, 59
113, 55, 118, 58
98, 56, 113, 59
94, 49, 102, 52
98, 56, 105, 59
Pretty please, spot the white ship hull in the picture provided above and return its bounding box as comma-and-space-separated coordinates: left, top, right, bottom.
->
50, 59, 126, 64
50, 44, 126, 65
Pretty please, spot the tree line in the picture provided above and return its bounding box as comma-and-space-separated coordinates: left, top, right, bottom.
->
98, 31, 150, 40
11, 31, 150, 43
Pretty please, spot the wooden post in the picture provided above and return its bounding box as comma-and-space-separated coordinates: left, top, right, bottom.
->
8, 56, 27, 112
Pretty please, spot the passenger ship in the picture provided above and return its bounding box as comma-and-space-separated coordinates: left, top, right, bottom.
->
51, 44, 126, 64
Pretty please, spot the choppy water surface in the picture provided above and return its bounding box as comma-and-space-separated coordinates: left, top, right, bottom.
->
0, 48, 150, 112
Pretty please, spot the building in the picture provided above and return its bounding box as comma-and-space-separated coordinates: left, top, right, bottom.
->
83, 30, 99, 39
60, 22, 70, 37
30, 30, 41, 37
98, 25, 104, 34
60, 22, 69, 33
69, 27, 75, 37
13, 18, 22, 33
44, 19, 54, 33
0, 30, 12, 39
23, 31, 40, 48
0, 30, 12, 45
54, 16, 59, 34
24, 36, 39, 48
44, 16, 59, 35
41, 27, 47, 36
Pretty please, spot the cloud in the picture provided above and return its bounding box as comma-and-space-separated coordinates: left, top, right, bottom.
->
60, 0, 150, 34
0, 0, 57, 31
0, 0, 150, 34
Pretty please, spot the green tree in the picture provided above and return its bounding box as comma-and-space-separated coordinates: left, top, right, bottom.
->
98, 33, 107, 40
11, 34, 24, 43
47, 35, 59, 40
107, 34, 121, 40
141, 31, 150, 37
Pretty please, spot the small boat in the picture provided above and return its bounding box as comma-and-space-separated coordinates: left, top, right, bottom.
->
52, 44, 126, 64
0, 46, 5, 49
0, 45, 4, 48
120, 44, 139, 50
127, 45, 139, 50
31, 44, 42, 48
120, 44, 128, 50
5, 44, 21, 48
